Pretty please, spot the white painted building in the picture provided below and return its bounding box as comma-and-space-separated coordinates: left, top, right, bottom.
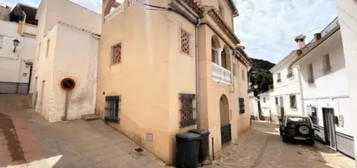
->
257, 91, 278, 122
335, 0, 357, 163
31, 0, 101, 122
293, 18, 354, 158
269, 41, 304, 119
0, 4, 37, 94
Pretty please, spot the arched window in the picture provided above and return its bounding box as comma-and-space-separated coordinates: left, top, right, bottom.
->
221, 45, 231, 70
211, 35, 221, 64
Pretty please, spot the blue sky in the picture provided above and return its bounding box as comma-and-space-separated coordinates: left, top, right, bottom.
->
0, 0, 337, 63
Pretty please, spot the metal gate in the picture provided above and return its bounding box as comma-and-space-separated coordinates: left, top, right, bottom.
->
221, 124, 232, 144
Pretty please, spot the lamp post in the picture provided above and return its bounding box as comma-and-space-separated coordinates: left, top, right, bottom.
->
13, 39, 20, 53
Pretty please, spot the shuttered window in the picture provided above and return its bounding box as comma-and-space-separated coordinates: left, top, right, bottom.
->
179, 93, 196, 127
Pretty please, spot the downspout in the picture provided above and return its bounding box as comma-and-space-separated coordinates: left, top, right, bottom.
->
195, 18, 201, 128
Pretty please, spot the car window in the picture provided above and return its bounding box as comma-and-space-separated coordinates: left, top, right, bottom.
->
287, 117, 310, 124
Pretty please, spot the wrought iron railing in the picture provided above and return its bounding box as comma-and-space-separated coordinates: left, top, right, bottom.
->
321, 17, 339, 37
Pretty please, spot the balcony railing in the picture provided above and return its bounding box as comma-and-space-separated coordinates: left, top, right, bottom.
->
105, 0, 138, 21
212, 63, 232, 84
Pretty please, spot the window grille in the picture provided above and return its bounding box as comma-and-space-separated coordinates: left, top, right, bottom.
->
111, 43, 122, 64
239, 98, 245, 114
179, 93, 196, 127
181, 29, 190, 55
105, 96, 120, 123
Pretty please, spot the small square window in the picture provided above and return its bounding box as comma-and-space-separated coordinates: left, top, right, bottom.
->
111, 43, 122, 64
181, 29, 190, 55
179, 93, 196, 127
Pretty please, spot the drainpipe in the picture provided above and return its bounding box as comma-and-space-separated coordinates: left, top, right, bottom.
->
195, 18, 201, 128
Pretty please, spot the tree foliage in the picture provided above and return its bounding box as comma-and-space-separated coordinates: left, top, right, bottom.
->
249, 58, 275, 96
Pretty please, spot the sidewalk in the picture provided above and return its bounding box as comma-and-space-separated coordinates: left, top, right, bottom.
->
0, 94, 165, 168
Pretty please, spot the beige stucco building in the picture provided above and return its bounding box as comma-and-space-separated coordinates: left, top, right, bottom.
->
31, 0, 101, 122
97, 0, 251, 164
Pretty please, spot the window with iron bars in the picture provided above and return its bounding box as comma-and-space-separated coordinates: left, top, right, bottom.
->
239, 98, 245, 114
105, 96, 120, 123
181, 29, 190, 55
179, 93, 196, 127
111, 43, 122, 64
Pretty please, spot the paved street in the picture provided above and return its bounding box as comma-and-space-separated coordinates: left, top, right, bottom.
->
207, 121, 355, 168
0, 94, 355, 168
0, 94, 164, 168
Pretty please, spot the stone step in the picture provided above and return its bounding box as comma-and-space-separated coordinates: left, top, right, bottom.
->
81, 114, 100, 121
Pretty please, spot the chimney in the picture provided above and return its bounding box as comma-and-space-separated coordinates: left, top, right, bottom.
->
314, 33, 322, 42
294, 34, 306, 49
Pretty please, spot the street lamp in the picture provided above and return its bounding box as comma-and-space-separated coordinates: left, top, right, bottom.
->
13, 39, 20, 53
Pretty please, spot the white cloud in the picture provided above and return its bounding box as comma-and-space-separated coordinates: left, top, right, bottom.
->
234, 0, 337, 63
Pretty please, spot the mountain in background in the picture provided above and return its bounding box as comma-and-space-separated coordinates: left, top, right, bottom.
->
249, 58, 275, 96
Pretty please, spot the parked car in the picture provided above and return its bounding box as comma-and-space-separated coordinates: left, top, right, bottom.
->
279, 115, 315, 145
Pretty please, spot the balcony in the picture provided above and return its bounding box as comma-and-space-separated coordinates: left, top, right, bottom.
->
212, 63, 232, 84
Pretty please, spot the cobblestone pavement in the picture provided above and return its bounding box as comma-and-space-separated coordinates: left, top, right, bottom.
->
207, 121, 355, 168
0, 94, 164, 168
1, 94, 355, 168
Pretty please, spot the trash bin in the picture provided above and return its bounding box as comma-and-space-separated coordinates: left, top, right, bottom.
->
189, 129, 210, 164
176, 132, 200, 168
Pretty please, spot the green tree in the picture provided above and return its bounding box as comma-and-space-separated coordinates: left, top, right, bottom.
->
249, 58, 275, 96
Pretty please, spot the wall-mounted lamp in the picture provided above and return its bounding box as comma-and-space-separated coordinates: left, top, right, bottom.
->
13, 39, 20, 53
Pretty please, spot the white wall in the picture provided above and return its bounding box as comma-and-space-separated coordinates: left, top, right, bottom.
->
336, 0, 357, 163
37, 0, 101, 38
0, 20, 36, 84
34, 24, 98, 122
270, 54, 304, 117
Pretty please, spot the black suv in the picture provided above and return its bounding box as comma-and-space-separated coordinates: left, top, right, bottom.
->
280, 115, 315, 145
